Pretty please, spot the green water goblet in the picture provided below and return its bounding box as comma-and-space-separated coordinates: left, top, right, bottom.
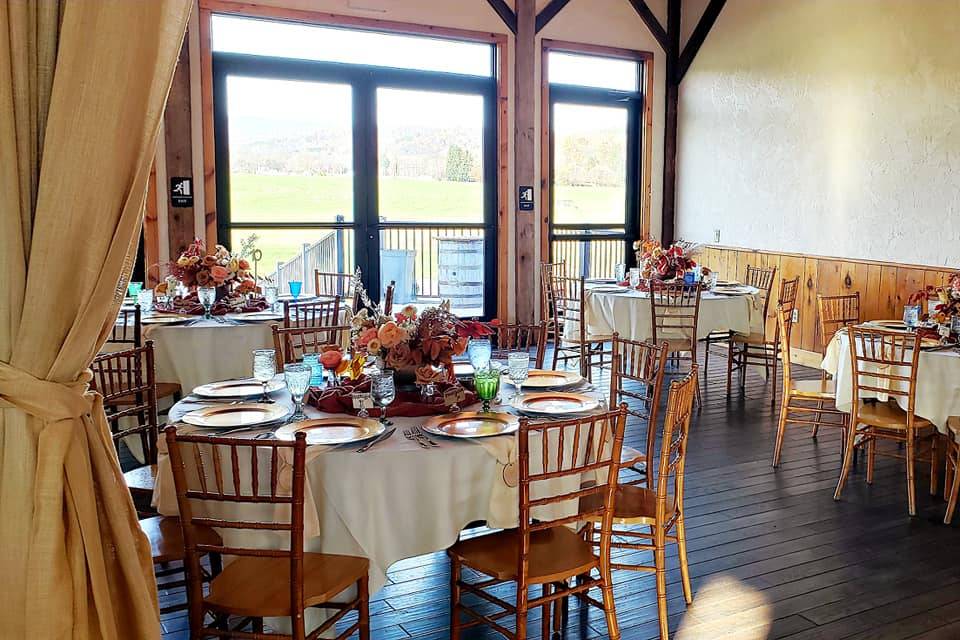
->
474, 367, 501, 413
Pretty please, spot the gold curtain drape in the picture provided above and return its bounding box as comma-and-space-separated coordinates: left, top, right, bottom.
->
0, 1, 192, 637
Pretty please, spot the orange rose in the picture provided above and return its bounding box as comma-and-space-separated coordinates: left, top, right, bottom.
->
209, 265, 230, 283
319, 349, 343, 370
238, 259, 250, 270
196, 270, 211, 286
415, 365, 443, 385
357, 327, 378, 347
377, 321, 406, 348
386, 343, 412, 369
202, 255, 218, 267
367, 338, 382, 353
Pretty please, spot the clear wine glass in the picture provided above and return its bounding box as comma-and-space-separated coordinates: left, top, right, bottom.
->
252, 349, 277, 403
198, 286, 217, 321
370, 369, 396, 427
507, 352, 530, 402
264, 285, 279, 313
467, 338, 492, 371
283, 363, 312, 422
614, 263, 627, 282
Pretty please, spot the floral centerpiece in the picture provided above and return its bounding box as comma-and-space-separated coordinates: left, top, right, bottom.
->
350, 282, 497, 385
633, 238, 701, 281
910, 272, 960, 325
163, 237, 257, 293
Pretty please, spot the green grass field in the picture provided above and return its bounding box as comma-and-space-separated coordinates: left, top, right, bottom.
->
228, 173, 622, 272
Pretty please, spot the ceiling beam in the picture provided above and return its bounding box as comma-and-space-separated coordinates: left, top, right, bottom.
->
661, 0, 681, 245
677, 0, 726, 81
535, 0, 572, 33
485, 0, 518, 34
627, 0, 668, 52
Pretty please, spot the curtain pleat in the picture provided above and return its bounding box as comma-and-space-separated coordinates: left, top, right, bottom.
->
0, 1, 192, 638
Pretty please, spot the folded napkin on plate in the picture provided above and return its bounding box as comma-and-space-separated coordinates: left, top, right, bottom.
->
306, 375, 478, 417
155, 293, 269, 316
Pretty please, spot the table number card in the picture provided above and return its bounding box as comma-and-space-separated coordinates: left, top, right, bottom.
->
443, 386, 465, 412
351, 393, 374, 412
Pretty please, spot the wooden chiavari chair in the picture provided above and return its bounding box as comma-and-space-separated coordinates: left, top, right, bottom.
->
703, 265, 777, 375
771, 306, 847, 467
650, 280, 702, 407
313, 270, 355, 300
106, 303, 142, 347
834, 326, 939, 516
540, 260, 566, 347
945, 417, 959, 524
273, 324, 351, 365
165, 429, 370, 639
383, 280, 396, 315
582, 368, 698, 640
90, 341, 161, 507
610, 334, 669, 486
728, 275, 800, 407
448, 406, 627, 640
546, 273, 612, 381
490, 322, 548, 368
813, 292, 861, 437
283, 295, 341, 329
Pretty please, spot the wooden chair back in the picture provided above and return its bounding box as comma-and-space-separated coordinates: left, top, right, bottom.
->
772, 276, 801, 343
776, 305, 797, 392
106, 304, 142, 347
744, 265, 777, 322
491, 322, 548, 368
273, 324, 350, 365
540, 260, 566, 323
517, 405, 627, 575
90, 341, 159, 464
610, 334, 668, 475
846, 326, 921, 422
283, 295, 341, 329
164, 429, 309, 626
314, 270, 359, 311
652, 367, 698, 523
817, 293, 861, 352
383, 281, 396, 315
545, 274, 587, 343
649, 281, 702, 348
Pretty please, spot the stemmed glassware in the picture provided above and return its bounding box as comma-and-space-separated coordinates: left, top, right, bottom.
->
252, 349, 277, 403
289, 280, 303, 301
198, 286, 217, 321
127, 281, 143, 299
264, 285, 279, 313
467, 338, 492, 370
507, 352, 530, 401
370, 369, 396, 427
474, 367, 501, 413
614, 263, 627, 282
283, 363, 312, 422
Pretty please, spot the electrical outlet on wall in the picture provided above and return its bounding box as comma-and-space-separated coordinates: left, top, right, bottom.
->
713, 228, 721, 243
792, 308, 799, 324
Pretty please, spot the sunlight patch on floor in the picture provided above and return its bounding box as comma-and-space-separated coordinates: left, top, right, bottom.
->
675, 575, 773, 640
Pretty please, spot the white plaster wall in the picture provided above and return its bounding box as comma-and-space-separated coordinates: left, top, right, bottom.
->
676, 0, 960, 268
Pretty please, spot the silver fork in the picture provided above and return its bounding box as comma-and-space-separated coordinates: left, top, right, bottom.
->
403, 428, 431, 449
414, 426, 439, 447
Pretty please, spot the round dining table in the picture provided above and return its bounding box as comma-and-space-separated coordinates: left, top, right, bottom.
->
572, 282, 763, 342
821, 331, 960, 434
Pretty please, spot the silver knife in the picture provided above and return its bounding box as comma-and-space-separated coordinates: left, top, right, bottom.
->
356, 427, 395, 453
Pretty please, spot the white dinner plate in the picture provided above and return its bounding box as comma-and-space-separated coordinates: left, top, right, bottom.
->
422, 412, 519, 438
511, 392, 601, 416
226, 311, 284, 322
181, 402, 290, 428
192, 377, 285, 399
506, 369, 583, 389
274, 417, 385, 445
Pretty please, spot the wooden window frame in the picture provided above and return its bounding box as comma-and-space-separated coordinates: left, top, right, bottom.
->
196, 0, 510, 320
539, 39, 654, 270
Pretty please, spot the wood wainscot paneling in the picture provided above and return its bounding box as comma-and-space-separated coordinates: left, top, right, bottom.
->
699, 245, 956, 366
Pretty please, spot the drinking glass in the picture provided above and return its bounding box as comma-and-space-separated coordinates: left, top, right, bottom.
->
951, 315, 960, 337
474, 367, 501, 413
467, 338, 492, 370
507, 352, 530, 401
370, 369, 396, 427
903, 305, 921, 329
127, 281, 143, 299
284, 363, 312, 422
301, 353, 324, 387
264, 285, 279, 312
614, 263, 627, 282
628, 268, 641, 288
198, 286, 217, 320
289, 280, 303, 301
137, 289, 154, 313
252, 349, 277, 402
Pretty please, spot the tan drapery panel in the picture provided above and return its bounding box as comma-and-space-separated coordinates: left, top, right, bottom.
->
0, 1, 192, 637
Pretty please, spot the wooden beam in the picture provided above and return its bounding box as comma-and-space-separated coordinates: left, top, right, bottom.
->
661, 0, 680, 245
515, 0, 536, 323
485, 0, 517, 34
678, 0, 726, 81
627, 0, 668, 52
164, 39, 195, 258
535, 0, 571, 33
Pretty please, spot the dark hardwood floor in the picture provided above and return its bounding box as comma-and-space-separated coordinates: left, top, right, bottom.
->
154, 350, 960, 640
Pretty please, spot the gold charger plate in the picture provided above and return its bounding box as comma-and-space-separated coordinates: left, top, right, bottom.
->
506, 369, 583, 389
227, 311, 284, 322
192, 377, 285, 398
422, 412, 519, 439
142, 314, 192, 325
864, 320, 911, 331
511, 392, 600, 416
274, 417, 384, 445
181, 402, 290, 428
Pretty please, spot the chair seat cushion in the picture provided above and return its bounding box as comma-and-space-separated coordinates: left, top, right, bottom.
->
580, 485, 675, 525
857, 401, 933, 431
791, 379, 837, 400
140, 516, 222, 564
124, 464, 156, 494
449, 526, 597, 585
206, 553, 369, 618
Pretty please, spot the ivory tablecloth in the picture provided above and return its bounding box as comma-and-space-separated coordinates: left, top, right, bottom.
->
570, 285, 762, 343
821, 332, 960, 434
